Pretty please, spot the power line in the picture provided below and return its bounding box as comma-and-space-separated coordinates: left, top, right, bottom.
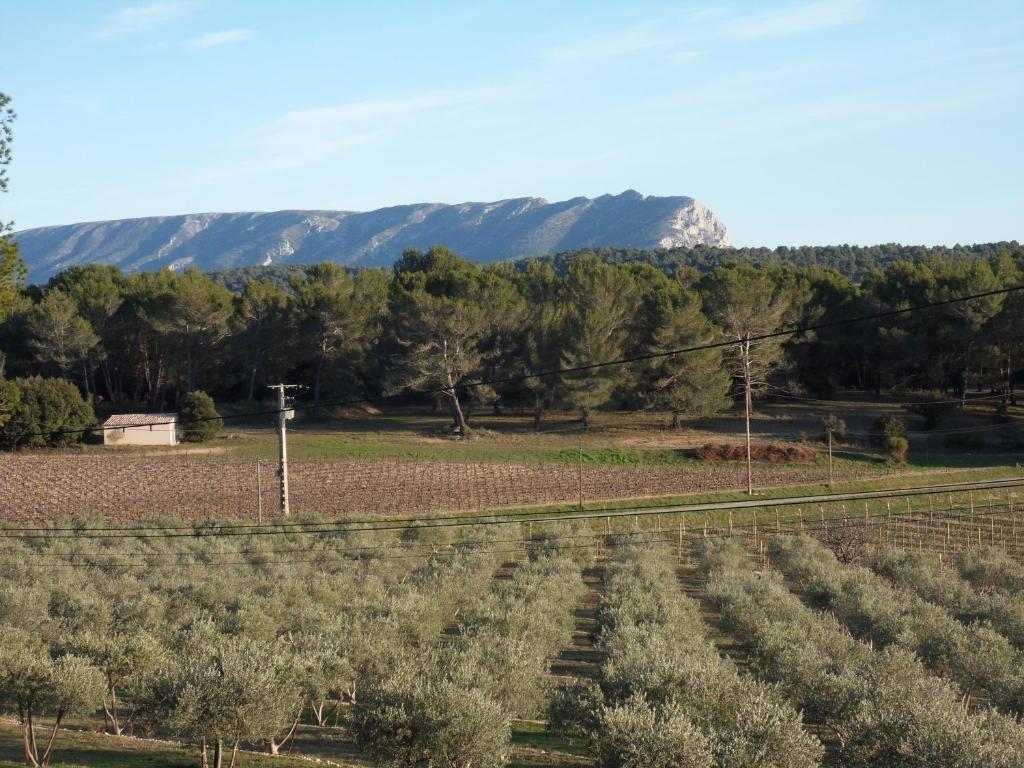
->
7, 283, 1022, 439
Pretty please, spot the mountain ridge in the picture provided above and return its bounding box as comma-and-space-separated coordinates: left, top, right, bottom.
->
13, 190, 730, 283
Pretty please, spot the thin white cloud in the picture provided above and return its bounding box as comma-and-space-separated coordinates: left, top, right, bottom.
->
95, 1, 198, 38
721, 0, 865, 40
544, 1, 863, 62
188, 88, 494, 183
188, 29, 254, 48
542, 24, 666, 62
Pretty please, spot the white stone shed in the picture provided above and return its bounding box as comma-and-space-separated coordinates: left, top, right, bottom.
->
102, 413, 179, 447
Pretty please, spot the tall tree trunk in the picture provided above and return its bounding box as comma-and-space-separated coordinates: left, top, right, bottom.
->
1008, 353, 1016, 406
744, 383, 753, 496
533, 393, 543, 432
20, 705, 38, 768
81, 358, 92, 402
580, 406, 590, 429
449, 392, 468, 434
247, 359, 258, 402
213, 739, 223, 768
671, 411, 681, 430
101, 358, 117, 405
228, 741, 240, 768
40, 711, 64, 768
27, 705, 39, 768
186, 326, 194, 393
314, 356, 324, 410
201, 738, 209, 768
311, 701, 326, 727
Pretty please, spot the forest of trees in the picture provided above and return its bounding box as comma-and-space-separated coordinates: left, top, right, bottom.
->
535, 241, 1023, 282
0, 241, 1022, 445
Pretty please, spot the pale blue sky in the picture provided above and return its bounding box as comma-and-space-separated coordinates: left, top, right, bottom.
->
2, 0, 1022, 245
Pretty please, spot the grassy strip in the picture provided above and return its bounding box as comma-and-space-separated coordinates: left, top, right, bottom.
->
0, 720, 353, 768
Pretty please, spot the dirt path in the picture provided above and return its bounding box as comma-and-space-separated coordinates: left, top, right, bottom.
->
550, 564, 605, 681
676, 552, 751, 670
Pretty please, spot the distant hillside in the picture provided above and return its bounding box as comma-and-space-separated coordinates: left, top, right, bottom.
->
14, 190, 729, 283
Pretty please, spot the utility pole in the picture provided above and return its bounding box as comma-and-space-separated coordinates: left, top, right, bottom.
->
268, 383, 301, 517
742, 337, 754, 496
827, 427, 834, 488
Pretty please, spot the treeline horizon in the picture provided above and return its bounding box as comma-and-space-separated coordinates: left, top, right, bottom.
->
201, 241, 1022, 292
0, 242, 1022, 441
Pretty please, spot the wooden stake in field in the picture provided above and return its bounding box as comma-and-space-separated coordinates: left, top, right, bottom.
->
1011, 491, 1018, 554
677, 517, 684, 562
577, 441, 584, 512
255, 459, 263, 525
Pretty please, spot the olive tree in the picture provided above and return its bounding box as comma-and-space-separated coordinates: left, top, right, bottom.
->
0, 627, 105, 768
350, 654, 510, 768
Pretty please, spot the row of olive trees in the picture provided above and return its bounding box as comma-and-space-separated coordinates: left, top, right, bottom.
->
352, 527, 587, 765
697, 536, 1024, 766
769, 535, 1024, 714
0, 518, 513, 767
870, 547, 1024, 651
956, 545, 1024, 594
551, 536, 822, 767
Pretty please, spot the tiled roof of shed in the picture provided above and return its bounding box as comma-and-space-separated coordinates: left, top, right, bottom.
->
102, 413, 177, 427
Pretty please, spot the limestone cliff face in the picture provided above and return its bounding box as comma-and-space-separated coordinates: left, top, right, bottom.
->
14, 190, 730, 282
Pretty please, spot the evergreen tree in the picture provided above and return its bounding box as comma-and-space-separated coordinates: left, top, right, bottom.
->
0, 375, 95, 448
178, 390, 222, 443
0, 92, 25, 327
646, 281, 730, 427
291, 263, 386, 409
560, 255, 637, 427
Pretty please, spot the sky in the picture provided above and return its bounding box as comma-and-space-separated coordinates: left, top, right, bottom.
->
1, 0, 1022, 246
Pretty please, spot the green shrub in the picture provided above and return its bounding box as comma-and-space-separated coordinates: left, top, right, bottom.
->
843, 675, 987, 768
0, 375, 94, 448
350, 656, 510, 768
0, 373, 18, 431
596, 696, 712, 768
870, 415, 906, 447
178, 391, 222, 443
886, 436, 909, 465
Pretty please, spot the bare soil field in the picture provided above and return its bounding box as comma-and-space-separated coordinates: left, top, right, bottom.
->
0, 452, 891, 524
